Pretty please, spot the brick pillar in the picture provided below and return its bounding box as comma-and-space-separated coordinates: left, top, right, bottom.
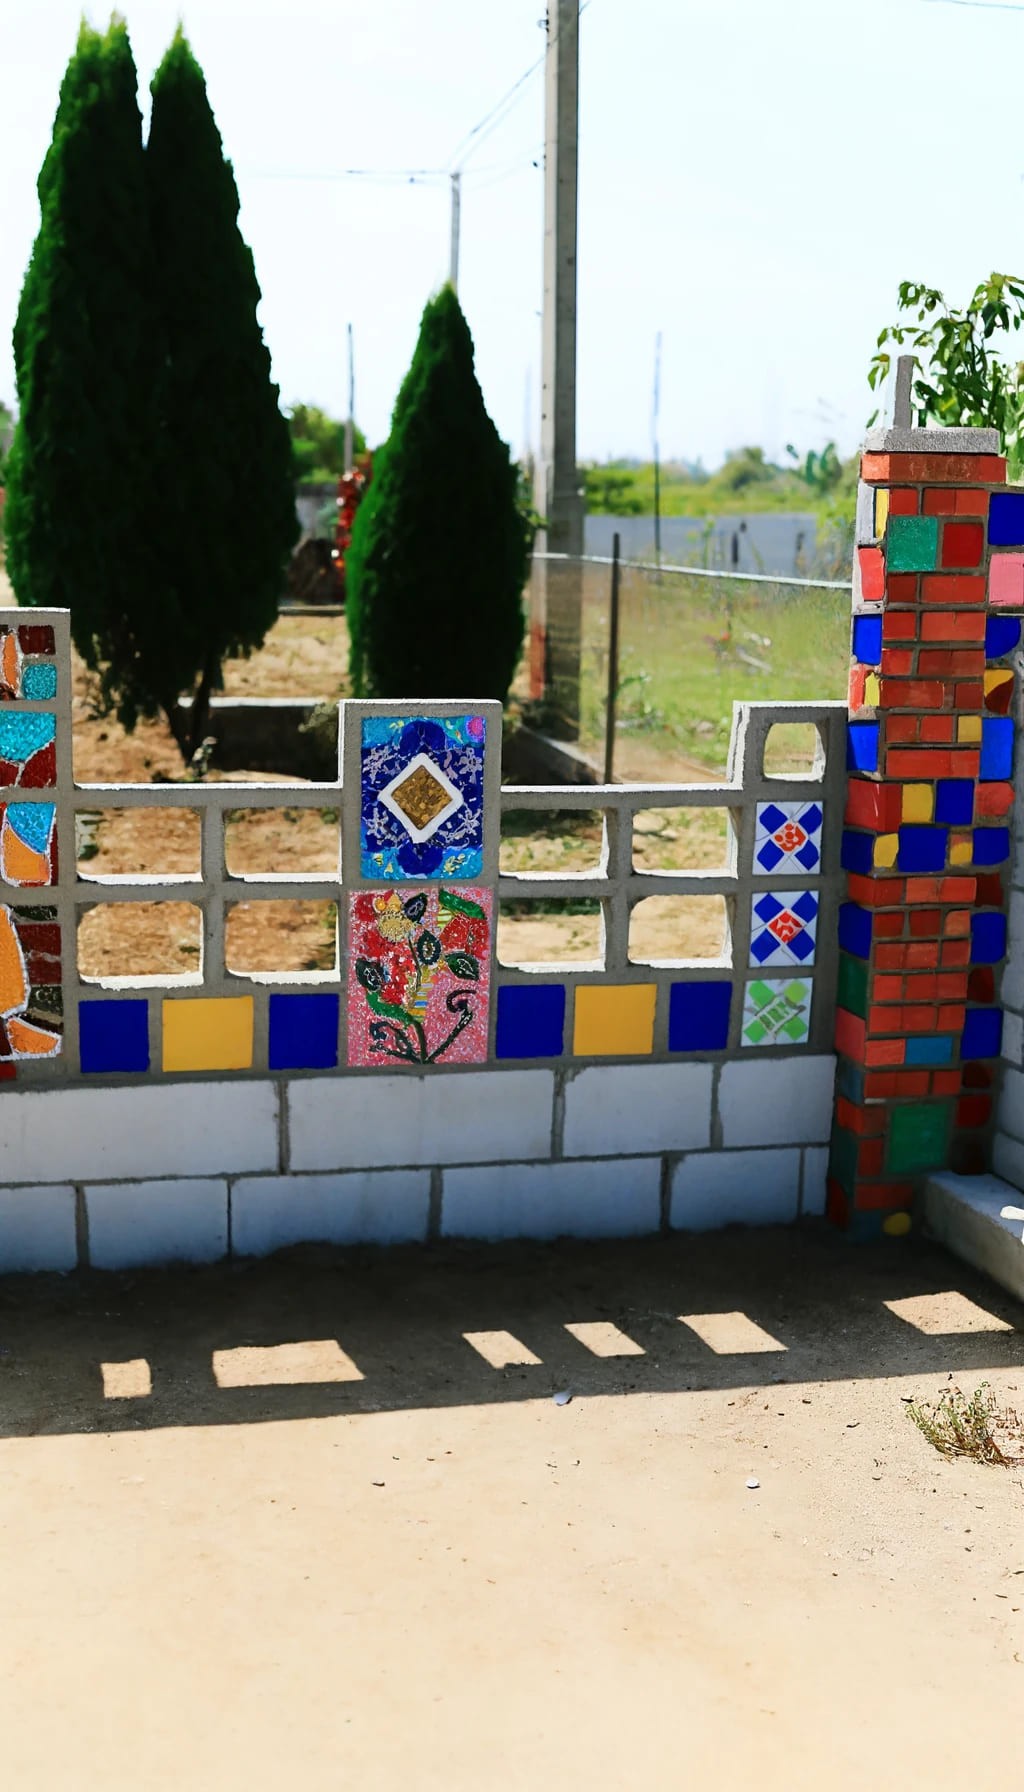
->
828, 426, 1018, 1236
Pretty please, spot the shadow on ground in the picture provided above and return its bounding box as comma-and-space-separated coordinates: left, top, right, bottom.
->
1, 1223, 1022, 1438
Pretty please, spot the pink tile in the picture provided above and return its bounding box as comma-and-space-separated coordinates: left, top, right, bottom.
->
988, 553, 1024, 608
347, 886, 492, 1068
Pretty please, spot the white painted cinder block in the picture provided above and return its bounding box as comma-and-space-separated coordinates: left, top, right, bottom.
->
670, 1148, 800, 1231
923, 1171, 1024, 1303
1000, 891, 1024, 1011
997, 1067, 1024, 1145
717, 1056, 835, 1148
0, 1185, 78, 1273
992, 1131, 1024, 1195
287, 1070, 554, 1171
441, 1157, 661, 1241
231, 1170, 430, 1256
801, 1146, 829, 1217
561, 1063, 712, 1158
1002, 1010, 1024, 1071
86, 1179, 228, 1270
0, 1083, 278, 1185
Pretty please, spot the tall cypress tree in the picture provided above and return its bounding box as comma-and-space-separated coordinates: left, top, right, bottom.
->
5, 16, 165, 724
347, 285, 529, 702
146, 28, 297, 755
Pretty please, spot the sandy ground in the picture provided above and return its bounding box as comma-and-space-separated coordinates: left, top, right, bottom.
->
1, 1225, 1023, 1789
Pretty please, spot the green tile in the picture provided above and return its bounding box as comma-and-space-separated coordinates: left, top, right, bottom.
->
837, 952, 870, 1021
885, 1101, 951, 1175
886, 515, 939, 573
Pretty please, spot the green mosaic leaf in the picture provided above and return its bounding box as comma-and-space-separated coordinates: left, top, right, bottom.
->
439, 888, 486, 920
445, 951, 480, 982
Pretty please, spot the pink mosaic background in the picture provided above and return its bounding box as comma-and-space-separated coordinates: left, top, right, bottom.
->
347, 886, 492, 1068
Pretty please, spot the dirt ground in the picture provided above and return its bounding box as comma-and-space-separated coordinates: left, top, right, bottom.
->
1, 1225, 1023, 1789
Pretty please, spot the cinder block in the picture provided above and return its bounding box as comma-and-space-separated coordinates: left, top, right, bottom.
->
86, 1179, 228, 1270
1002, 1010, 1024, 1070
923, 1171, 1024, 1301
670, 1149, 801, 1231
562, 1063, 712, 1157
801, 1147, 829, 1217
997, 1067, 1024, 1145
0, 1083, 279, 1184
717, 1056, 835, 1147
231, 1170, 430, 1256
992, 1132, 1024, 1195
440, 1157, 661, 1241
0, 1185, 78, 1273
287, 1070, 555, 1171
1002, 892, 1024, 1012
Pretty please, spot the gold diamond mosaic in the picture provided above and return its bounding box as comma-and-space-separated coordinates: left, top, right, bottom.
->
390, 763, 452, 830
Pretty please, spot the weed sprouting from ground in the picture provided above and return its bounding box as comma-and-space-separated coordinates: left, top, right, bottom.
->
906, 1382, 1024, 1466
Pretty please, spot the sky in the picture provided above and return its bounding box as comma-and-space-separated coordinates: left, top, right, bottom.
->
2, 0, 1024, 468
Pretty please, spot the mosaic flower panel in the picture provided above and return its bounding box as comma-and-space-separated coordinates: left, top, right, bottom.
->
0, 903, 62, 1062
741, 977, 812, 1048
360, 714, 486, 880
0, 802, 57, 887
348, 886, 492, 1067
749, 890, 818, 968
754, 801, 823, 875
0, 712, 56, 788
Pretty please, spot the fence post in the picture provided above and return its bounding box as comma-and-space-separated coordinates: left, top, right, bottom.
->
603, 532, 621, 784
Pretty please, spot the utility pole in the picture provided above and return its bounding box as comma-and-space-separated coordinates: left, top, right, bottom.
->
530, 0, 584, 738
343, 323, 355, 471
652, 330, 662, 572
449, 171, 462, 290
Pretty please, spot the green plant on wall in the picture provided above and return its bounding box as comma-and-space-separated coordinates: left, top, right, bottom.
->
869, 274, 1024, 476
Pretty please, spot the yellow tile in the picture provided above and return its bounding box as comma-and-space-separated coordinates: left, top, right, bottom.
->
162, 996, 254, 1072
882, 1211, 912, 1237
573, 984, 656, 1057
958, 715, 982, 743
873, 833, 899, 869
901, 784, 933, 823
874, 488, 890, 538
985, 669, 1013, 696
949, 834, 973, 865
863, 673, 881, 707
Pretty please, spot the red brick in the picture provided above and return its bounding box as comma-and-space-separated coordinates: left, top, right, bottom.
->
826, 1181, 851, 1228
860, 453, 892, 483
955, 487, 990, 515
975, 782, 1014, 819
849, 664, 867, 710
957, 1095, 992, 1129
905, 878, 948, 903
943, 910, 972, 936
938, 1003, 966, 1030
873, 974, 903, 1002
920, 610, 986, 642
917, 649, 985, 675
858, 546, 885, 601
848, 873, 905, 907
886, 573, 919, 605
903, 1005, 940, 1032
858, 1138, 886, 1176
835, 1008, 866, 1061
936, 972, 970, 1000
909, 909, 942, 938
881, 648, 914, 676
955, 681, 985, 709
940, 521, 984, 568
836, 1097, 887, 1136
870, 453, 1005, 483
963, 1062, 993, 1089
905, 942, 942, 969
923, 487, 959, 516
975, 872, 1004, 906
868, 1005, 899, 1034
846, 780, 902, 832
920, 715, 955, 743
921, 573, 987, 604
968, 967, 995, 1003
879, 678, 945, 709
875, 944, 906, 970
865, 1038, 907, 1066
883, 611, 918, 642
864, 1070, 930, 1099
885, 750, 956, 777
940, 877, 976, 902
873, 911, 905, 938
941, 940, 971, 966
932, 1070, 963, 1096
855, 1181, 917, 1212
889, 488, 919, 515
885, 714, 919, 743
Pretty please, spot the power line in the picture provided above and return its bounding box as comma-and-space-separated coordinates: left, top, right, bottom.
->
446, 0, 591, 171
923, 0, 1024, 10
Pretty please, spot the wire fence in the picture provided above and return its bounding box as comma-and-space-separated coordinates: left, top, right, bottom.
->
526, 549, 851, 782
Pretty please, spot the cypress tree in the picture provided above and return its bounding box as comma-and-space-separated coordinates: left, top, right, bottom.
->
5, 16, 164, 725
347, 285, 529, 702
146, 29, 297, 756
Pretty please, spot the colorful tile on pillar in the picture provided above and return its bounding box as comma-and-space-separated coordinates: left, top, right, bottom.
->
0, 904, 62, 1061
0, 711, 56, 787
360, 714, 486, 879
741, 977, 812, 1047
754, 801, 823, 874
348, 886, 492, 1067
749, 891, 818, 967
0, 802, 56, 887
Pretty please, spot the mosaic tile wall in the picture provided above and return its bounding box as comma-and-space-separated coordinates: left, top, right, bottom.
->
828, 427, 1019, 1237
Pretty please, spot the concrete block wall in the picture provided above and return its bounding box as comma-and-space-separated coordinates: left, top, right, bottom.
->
0, 1058, 836, 1271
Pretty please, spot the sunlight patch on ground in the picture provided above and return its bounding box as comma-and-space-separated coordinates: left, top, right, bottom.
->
101, 1359, 152, 1399
462, 1330, 543, 1368
564, 1321, 645, 1358
884, 1293, 1016, 1337
212, 1340, 364, 1387
678, 1312, 787, 1354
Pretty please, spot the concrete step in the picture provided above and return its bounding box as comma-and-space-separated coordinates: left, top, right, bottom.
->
923, 1171, 1024, 1304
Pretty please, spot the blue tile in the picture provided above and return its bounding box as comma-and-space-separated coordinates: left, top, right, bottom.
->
905, 1035, 955, 1066
495, 983, 566, 1059
971, 911, 1007, 963
973, 827, 1010, 866
852, 615, 883, 666
847, 723, 879, 774
980, 717, 1013, 781
897, 826, 948, 873
961, 1007, 1003, 1060
935, 780, 974, 826
268, 993, 339, 1070
668, 980, 732, 1052
988, 491, 1024, 546
79, 999, 150, 1074
836, 1057, 864, 1104
21, 663, 57, 699
985, 616, 1022, 660
841, 830, 874, 875
838, 901, 872, 960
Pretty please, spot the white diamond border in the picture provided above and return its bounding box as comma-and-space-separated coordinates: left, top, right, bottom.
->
377, 751, 465, 844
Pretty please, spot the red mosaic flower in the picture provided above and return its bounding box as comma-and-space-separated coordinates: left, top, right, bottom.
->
766, 909, 802, 944
772, 821, 807, 854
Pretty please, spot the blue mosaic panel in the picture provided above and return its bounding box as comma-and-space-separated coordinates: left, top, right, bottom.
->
21, 663, 57, 700
754, 801, 822, 875
750, 890, 818, 968
361, 715, 486, 879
